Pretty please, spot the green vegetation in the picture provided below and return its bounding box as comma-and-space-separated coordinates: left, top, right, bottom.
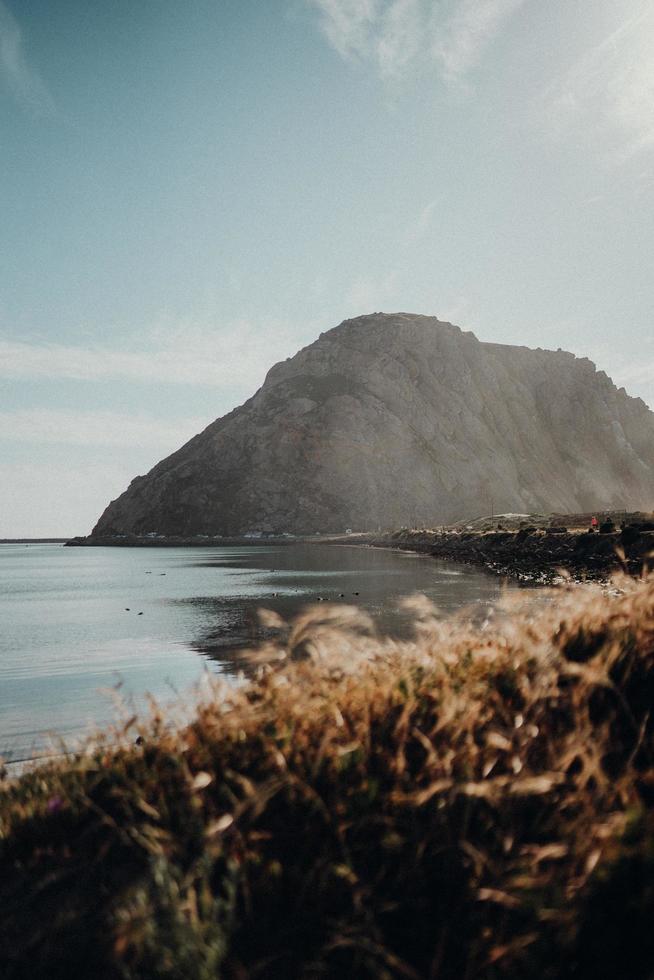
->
2, 577, 654, 978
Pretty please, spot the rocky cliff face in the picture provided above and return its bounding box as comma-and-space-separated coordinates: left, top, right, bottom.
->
92, 313, 654, 536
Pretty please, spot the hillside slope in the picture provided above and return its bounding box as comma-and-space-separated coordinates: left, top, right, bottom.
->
92, 313, 654, 536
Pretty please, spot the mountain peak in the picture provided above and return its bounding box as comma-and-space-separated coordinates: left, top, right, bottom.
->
92, 313, 654, 537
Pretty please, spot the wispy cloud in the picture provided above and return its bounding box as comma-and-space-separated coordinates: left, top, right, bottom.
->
0, 316, 313, 388
403, 196, 439, 244
375, 0, 423, 78
0, 336, 230, 385
308, 0, 525, 83
541, 5, 654, 162
0, 409, 209, 448
431, 0, 526, 85
0, 0, 55, 113
308, 0, 382, 62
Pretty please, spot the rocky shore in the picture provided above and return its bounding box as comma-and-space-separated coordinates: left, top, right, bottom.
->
370, 516, 654, 583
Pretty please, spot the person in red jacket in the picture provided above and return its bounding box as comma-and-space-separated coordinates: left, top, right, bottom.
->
590, 516, 598, 531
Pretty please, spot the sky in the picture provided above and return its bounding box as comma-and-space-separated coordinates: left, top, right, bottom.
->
1, 0, 653, 536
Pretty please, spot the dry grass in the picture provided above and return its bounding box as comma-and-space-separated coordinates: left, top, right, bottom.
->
2, 576, 654, 978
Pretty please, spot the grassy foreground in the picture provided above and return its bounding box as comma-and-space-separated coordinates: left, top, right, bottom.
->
2, 578, 654, 978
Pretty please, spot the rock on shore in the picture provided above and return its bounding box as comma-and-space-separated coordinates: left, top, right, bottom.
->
375, 518, 654, 582
91, 313, 654, 537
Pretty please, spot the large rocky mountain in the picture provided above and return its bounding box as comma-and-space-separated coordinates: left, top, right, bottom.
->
92, 313, 654, 536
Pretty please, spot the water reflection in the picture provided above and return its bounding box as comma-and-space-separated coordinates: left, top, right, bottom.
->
174, 544, 514, 672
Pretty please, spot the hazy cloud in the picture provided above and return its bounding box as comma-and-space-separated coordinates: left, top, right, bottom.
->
0, 1, 55, 113
0, 316, 312, 388
0, 409, 209, 449
308, 0, 525, 82
542, 5, 654, 162
0, 459, 147, 537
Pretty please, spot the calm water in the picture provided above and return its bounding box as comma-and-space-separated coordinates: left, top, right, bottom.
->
1, 542, 511, 763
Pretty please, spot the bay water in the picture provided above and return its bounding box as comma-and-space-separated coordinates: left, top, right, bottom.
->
1, 542, 513, 763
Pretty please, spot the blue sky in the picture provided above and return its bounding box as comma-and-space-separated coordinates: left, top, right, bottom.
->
1, 0, 653, 535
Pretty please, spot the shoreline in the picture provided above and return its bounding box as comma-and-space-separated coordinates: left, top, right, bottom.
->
322, 514, 654, 584
365, 524, 654, 584
0, 538, 70, 544
64, 511, 654, 583
64, 534, 300, 548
